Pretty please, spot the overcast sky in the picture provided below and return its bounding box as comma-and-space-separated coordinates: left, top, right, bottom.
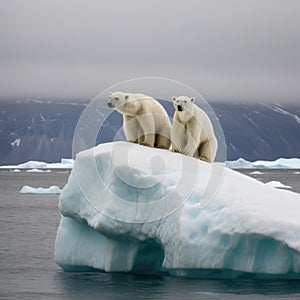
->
0, 0, 299, 102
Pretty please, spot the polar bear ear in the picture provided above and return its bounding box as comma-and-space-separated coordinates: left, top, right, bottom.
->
125, 94, 129, 100
108, 92, 112, 97
190, 97, 195, 103
172, 96, 177, 102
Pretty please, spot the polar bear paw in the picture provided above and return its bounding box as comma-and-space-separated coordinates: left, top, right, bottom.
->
141, 142, 154, 148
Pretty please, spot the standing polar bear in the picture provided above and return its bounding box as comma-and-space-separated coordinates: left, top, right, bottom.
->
171, 96, 218, 163
107, 92, 171, 149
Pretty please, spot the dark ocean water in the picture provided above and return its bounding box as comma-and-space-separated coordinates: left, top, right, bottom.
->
0, 170, 300, 300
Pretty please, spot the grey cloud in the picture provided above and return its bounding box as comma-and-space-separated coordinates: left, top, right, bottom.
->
0, 0, 299, 102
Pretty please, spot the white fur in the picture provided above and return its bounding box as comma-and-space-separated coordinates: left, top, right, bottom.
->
171, 96, 217, 162
108, 92, 171, 149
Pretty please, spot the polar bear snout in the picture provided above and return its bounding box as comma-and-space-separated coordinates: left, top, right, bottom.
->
177, 105, 183, 112
107, 102, 115, 108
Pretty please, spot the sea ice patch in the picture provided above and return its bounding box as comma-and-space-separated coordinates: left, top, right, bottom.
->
0, 158, 74, 169
265, 181, 292, 189
249, 171, 263, 175
20, 185, 62, 194
2, 157, 299, 170
26, 169, 51, 173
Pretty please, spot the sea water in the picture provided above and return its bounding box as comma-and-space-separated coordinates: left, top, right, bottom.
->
0, 170, 300, 300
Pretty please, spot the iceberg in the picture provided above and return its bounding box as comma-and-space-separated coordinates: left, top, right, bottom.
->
227, 157, 300, 169
46, 159, 74, 169
14, 160, 48, 169
55, 142, 300, 278
252, 158, 300, 169
20, 185, 62, 194
226, 158, 252, 169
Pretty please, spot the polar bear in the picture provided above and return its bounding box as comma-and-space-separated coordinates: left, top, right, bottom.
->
107, 92, 171, 149
171, 96, 217, 163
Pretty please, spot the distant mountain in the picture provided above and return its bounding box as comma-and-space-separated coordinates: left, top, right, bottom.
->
0, 98, 299, 165
213, 102, 300, 161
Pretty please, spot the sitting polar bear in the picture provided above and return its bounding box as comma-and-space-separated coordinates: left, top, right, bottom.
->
171, 96, 217, 163
107, 92, 171, 149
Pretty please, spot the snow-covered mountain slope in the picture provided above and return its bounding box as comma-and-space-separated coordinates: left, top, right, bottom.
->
215, 102, 300, 161
0, 99, 299, 165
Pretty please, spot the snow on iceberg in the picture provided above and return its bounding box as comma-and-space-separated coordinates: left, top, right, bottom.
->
20, 185, 62, 194
227, 157, 300, 169
55, 142, 300, 278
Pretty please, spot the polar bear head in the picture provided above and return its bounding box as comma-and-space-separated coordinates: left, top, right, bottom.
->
172, 96, 195, 113
107, 91, 130, 109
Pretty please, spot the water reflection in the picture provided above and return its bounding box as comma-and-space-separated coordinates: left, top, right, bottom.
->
55, 271, 300, 300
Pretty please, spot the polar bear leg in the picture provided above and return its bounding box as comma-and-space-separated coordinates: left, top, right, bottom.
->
171, 120, 186, 153
183, 134, 199, 157
123, 116, 141, 143
156, 134, 171, 149
198, 138, 217, 163
156, 122, 171, 149
138, 115, 155, 147
136, 135, 144, 144
141, 133, 155, 147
